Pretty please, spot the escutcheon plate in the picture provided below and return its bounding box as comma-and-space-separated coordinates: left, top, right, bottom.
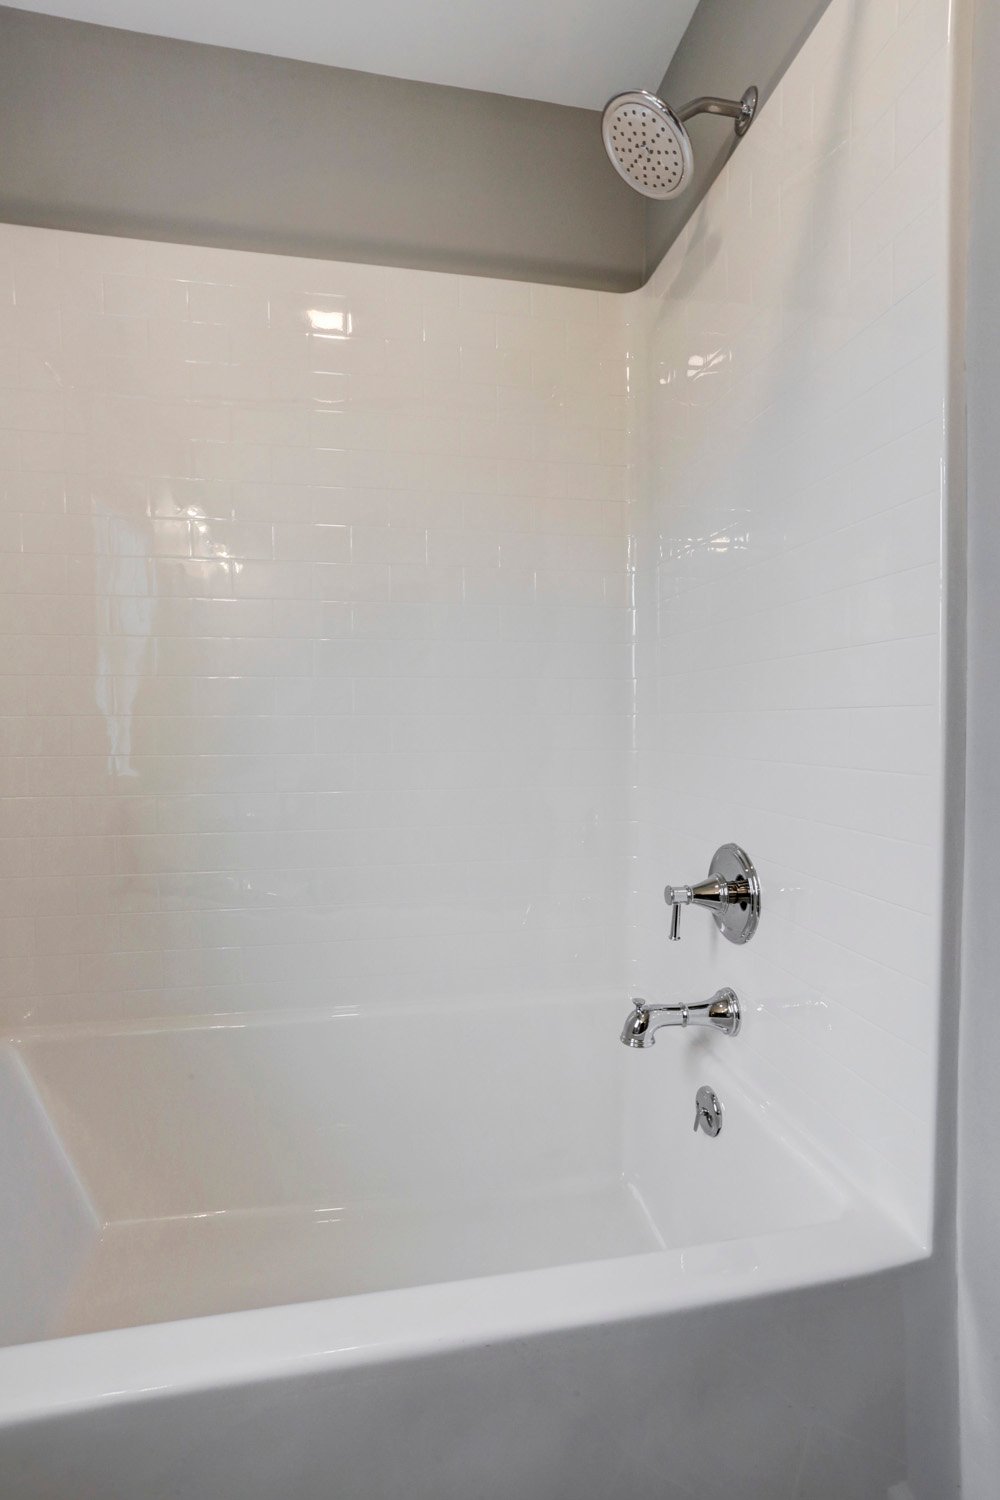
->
710, 842, 761, 945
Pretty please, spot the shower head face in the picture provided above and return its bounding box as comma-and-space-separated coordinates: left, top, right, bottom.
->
601, 91, 694, 200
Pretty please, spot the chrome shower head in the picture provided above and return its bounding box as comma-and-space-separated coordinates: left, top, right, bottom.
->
601, 91, 693, 200
601, 86, 758, 200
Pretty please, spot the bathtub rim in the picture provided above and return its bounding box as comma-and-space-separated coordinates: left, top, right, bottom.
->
0, 1197, 924, 1429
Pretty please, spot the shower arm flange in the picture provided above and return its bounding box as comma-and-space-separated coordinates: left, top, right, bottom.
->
678, 86, 758, 138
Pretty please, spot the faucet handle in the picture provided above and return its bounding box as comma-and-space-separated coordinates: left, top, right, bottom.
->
664, 884, 692, 941
663, 844, 760, 946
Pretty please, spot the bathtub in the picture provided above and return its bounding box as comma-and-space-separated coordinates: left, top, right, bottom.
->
0, 996, 923, 1498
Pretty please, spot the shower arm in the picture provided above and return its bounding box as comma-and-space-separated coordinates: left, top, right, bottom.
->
678, 88, 758, 137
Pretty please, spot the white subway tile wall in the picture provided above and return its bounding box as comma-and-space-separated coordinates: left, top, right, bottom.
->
0, 229, 632, 1027
631, 0, 950, 1239
0, 0, 950, 1247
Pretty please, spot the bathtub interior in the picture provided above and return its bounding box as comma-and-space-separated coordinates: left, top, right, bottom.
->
0, 996, 849, 1348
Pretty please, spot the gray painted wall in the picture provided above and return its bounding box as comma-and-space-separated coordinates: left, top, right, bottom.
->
959, 0, 1000, 1491
0, 0, 842, 289
0, 5, 644, 290
900, 0, 971, 1486
646, 0, 835, 273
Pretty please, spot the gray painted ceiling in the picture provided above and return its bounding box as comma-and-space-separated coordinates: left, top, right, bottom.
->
1, 0, 699, 108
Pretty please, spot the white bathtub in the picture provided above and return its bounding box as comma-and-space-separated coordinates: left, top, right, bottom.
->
0, 995, 922, 1498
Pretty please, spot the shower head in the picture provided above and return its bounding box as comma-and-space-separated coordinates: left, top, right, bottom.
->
601, 91, 693, 199
601, 86, 758, 200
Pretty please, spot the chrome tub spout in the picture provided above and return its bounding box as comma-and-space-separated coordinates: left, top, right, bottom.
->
620, 989, 741, 1048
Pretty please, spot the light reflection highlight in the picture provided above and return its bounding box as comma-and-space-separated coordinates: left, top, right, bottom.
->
308, 309, 352, 337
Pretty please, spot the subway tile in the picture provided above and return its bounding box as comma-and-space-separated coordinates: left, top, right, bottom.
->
232, 559, 312, 600
632, 0, 948, 1245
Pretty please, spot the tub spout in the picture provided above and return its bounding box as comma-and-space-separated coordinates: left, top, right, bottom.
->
620, 989, 741, 1047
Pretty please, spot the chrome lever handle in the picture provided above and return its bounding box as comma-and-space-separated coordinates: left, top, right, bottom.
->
663, 845, 760, 946
664, 884, 692, 941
